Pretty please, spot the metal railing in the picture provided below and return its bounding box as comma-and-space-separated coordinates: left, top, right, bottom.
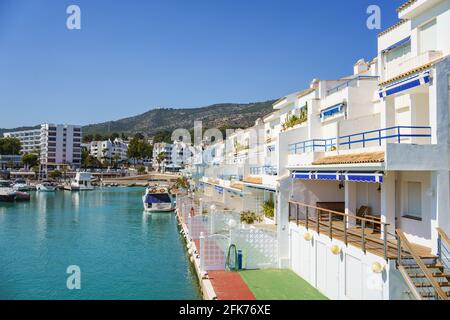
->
249, 166, 278, 176
396, 229, 448, 300
288, 126, 432, 154
288, 139, 336, 154
437, 228, 450, 274
288, 200, 391, 260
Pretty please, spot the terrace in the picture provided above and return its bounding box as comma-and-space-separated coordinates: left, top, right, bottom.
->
288, 126, 432, 155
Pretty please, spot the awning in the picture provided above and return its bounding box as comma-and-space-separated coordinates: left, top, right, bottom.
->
379, 70, 430, 98
320, 103, 345, 120
381, 36, 411, 53
214, 185, 224, 194
292, 171, 383, 184
343, 172, 383, 183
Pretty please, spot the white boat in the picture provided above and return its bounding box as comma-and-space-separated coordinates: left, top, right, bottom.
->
13, 179, 29, 192
142, 184, 176, 213
0, 180, 16, 202
69, 172, 94, 191
36, 181, 57, 192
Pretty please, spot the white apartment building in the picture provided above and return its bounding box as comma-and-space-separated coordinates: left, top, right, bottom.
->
3, 128, 41, 154
40, 124, 82, 170
89, 138, 128, 163
187, 0, 450, 300
4, 124, 83, 170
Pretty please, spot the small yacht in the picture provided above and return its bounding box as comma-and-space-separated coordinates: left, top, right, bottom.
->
13, 179, 29, 192
142, 183, 176, 213
69, 172, 94, 191
0, 180, 16, 202
36, 181, 57, 192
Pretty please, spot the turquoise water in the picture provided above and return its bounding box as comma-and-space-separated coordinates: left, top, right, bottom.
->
0, 188, 200, 300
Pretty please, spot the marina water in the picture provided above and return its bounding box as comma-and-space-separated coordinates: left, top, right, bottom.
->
0, 187, 200, 299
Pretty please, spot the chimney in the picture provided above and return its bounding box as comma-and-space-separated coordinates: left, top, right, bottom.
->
354, 59, 368, 75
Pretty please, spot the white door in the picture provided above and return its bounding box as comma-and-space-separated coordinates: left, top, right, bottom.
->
290, 229, 301, 275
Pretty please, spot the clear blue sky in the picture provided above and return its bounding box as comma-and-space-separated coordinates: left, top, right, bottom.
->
0, 0, 404, 128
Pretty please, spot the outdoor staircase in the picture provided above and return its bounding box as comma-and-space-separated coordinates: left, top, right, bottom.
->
396, 229, 450, 300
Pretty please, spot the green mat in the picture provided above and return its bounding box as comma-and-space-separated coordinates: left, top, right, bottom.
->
239, 269, 328, 300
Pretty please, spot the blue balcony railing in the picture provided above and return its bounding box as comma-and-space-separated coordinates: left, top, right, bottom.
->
288, 139, 337, 154
249, 166, 278, 176
288, 126, 432, 154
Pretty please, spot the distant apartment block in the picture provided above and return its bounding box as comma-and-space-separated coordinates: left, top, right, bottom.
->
4, 124, 83, 169
3, 128, 41, 154
89, 138, 128, 163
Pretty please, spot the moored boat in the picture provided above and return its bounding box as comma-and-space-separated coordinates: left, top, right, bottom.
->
13, 179, 30, 192
36, 181, 57, 192
142, 183, 176, 213
0, 180, 16, 202
15, 191, 31, 202
69, 172, 94, 191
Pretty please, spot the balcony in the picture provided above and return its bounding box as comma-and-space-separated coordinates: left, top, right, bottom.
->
249, 166, 278, 176
385, 50, 442, 81
288, 126, 432, 155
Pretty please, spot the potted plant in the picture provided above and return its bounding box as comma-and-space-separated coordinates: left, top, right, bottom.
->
240, 211, 263, 224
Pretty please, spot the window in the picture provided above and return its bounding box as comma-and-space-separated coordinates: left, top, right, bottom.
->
403, 182, 422, 220
419, 19, 437, 53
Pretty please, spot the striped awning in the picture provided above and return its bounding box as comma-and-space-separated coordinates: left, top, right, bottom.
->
379, 70, 430, 98
320, 103, 345, 120
381, 36, 410, 53
292, 171, 383, 184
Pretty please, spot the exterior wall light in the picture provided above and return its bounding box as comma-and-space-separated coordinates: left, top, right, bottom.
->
330, 244, 341, 255
303, 232, 313, 241
372, 262, 384, 273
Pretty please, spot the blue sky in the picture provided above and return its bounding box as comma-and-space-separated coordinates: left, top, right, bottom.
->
0, 0, 404, 128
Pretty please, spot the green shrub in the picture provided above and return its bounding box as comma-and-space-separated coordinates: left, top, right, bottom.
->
240, 211, 263, 224
261, 199, 275, 218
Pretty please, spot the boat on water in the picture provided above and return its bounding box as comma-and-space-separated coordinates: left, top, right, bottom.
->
142, 183, 176, 213
36, 181, 57, 192
15, 191, 31, 202
66, 172, 94, 191
0, 180, 16, 202
13, 179, 30, 192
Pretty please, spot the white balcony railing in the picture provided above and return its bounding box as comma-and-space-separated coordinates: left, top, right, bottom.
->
385, 50, 442, 80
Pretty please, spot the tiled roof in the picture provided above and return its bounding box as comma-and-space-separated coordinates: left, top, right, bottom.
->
312, 151, 385, 165
230, 182, 244, 190
378, 19, 408, 37
397, 0, 418, 12
297, 88, 315, 99
379, 63, 432, 86
243, 176, 263, 184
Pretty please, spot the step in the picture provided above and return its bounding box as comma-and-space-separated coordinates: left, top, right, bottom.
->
408, 272, 450, 279
403, 264, 444, 271
414, 281, 450, 288
420, 291, 450, 298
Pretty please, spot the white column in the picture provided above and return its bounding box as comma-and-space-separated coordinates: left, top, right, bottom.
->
431, 170, 450, 254
277, 176, 292, 268
345, 181, 357, 227
381, 172, 396, 239
380, 96, 395, 145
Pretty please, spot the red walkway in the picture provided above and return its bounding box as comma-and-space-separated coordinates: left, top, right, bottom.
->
208, 271, 256, 300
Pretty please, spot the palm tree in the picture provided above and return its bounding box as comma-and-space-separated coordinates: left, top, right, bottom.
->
156, 152, 166, 173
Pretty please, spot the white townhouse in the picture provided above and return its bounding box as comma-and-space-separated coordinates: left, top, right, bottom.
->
274, 0, 450, 300
188, 0, 450, 301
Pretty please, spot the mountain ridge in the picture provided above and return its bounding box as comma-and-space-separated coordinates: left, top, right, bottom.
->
0, 100, 276, 137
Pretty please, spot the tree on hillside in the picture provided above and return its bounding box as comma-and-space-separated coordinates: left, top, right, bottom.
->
153, 130, 172, 144
82, 134, 94, 143
0, 137, 21, 155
